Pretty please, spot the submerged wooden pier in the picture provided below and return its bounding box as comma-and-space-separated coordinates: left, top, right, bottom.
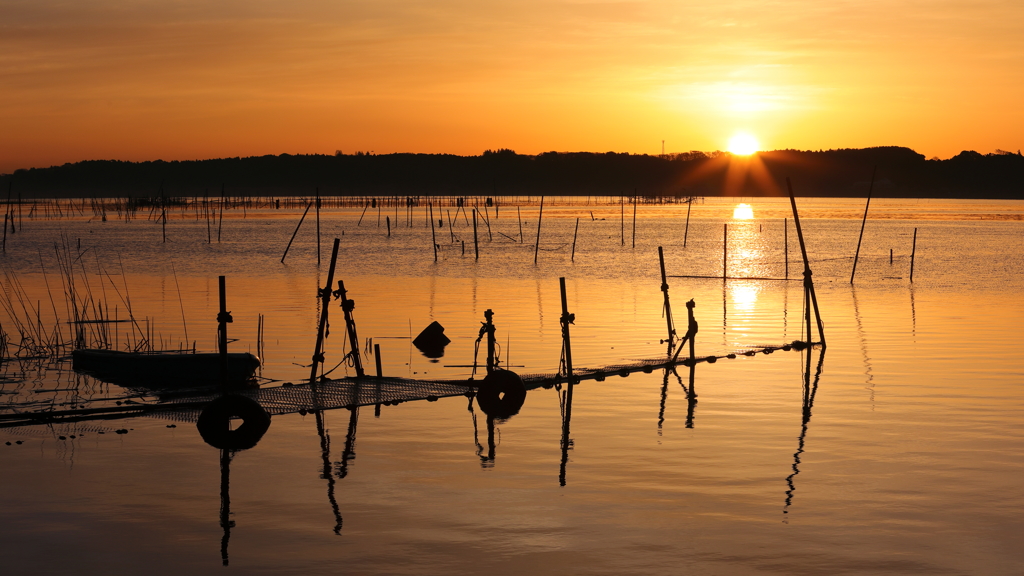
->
0, 338, 818, 430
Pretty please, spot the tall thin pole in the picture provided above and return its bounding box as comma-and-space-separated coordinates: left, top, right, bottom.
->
722, 223, 728, 279
517, 206, 524, 243
620, 197, 624, 246
784, 218, 789, 279
559, 277, 575, 382
683, 200, 692, 248
787, 178, 826, 347
217, 276, 230, 387
430, 203, 438, 262
472, 209, 479, 260
309, 238, 341, 383
571, 218, 579, 262
850, 167, 876, 284
559, 276, 575, 487
631, 196, 637, 248
315, 189, 321, 265
281, 202, 312, 263
534, 196, 544, 264
910, 228, 918, 282
205, 190, 212, 244
218, 184, 225, 243
374, 343, 383, 377
338, 280, 365, 378
658, 246, 675, 348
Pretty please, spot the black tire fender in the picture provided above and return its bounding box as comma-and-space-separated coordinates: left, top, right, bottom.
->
476, 369, 527, 419
197, 394, 271, 450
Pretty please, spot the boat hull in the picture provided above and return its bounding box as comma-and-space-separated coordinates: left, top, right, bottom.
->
72, 349, 260, 389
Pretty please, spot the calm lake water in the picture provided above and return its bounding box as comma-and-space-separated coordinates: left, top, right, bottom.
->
1, 197, 1022, 575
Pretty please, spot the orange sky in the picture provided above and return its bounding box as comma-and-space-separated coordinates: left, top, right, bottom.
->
2, 0, 1023, 174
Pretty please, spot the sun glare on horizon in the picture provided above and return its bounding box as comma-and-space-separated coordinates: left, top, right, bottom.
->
727, 133, 760, 155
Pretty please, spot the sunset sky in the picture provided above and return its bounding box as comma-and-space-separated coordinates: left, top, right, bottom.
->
2, 0, 1022, 173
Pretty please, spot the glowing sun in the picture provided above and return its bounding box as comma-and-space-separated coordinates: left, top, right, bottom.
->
727, 133, 760, 155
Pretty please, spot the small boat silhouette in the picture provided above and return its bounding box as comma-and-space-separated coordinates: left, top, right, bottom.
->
72, 349, 260, 389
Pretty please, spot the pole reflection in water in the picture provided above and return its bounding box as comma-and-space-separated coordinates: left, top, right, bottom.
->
657, 368, 669, 434
315, 410, 344, 535
338, 406, 359, 479
783, 346, 826, 519
468, 397, 496, 467
657, 366, 698, 432
197, 395, 272, 566
219, 449, 234, 566
851, 286, 875, 406
684, 364, 696, 428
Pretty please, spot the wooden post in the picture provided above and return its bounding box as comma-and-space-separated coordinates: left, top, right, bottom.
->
910, 228, 918, 282
559, 277, 575, 383
631, 196, 637, 248
787, 178, 826, 347
620, 197, 624, 246
357, 201, 369, 226
517, 206, 524, 243
850, 168, 876, 283
534, 196, 544, 264
315, 189, 321, 265
473, 209, 479, 260
217, 276, 231, 387
281, 202, 312, 263
338, 280, 365, 378
784, 217, 789, 279
386, 215, 391, 237
430, 203, 438, 262
723, 223, 728, 279
571, 218, 580, 262
481, 205, 492, 241
483, 309, 496, 374
205, 190, 212, 244
683, 200, 691, 248
890, 248, 893, 264
446, 209, 455, 242
658, 246, 675, 348
309, 239, 341, 383
374, 343, 383, 378
218, 184, 224, 243
558, 276, 575, 487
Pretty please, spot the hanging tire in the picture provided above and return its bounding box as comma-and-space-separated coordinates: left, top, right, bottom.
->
196, 394, 271, 450
476, 369, 527, 419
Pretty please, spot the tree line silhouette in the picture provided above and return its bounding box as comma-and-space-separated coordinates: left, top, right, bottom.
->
1, 147, 1021, 199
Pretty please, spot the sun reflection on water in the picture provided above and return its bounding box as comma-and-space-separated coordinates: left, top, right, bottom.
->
733, 203, 754, 219
730, 282, 760, 311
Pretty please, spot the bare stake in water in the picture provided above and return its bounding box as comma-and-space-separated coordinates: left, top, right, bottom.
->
571, 218, 579, 262
281, 202, 312, 263
910, 228, 918, 282
534, 197, 545, 264
850, 167, 876, 284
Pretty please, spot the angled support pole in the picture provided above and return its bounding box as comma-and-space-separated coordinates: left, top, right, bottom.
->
658, 246, 676, 351
337, 280, 365, 378
787, 178, 826, 348
309, 238, 342, 384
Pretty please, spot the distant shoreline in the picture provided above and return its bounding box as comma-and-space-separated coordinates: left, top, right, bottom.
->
2, 147, 1022, 200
